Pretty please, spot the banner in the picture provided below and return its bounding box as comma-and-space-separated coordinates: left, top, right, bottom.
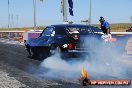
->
68, 0, 74, 16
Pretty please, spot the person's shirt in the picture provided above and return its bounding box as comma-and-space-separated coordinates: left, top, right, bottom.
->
101, 21, 110, 30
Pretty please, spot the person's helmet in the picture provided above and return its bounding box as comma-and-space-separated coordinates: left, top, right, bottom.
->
99, 16, 105, 22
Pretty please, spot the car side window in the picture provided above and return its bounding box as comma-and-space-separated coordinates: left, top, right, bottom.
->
87, 27, 94, 34
92, 27, 102, 32
78, 27, 92, 34
55, 26, 68, 35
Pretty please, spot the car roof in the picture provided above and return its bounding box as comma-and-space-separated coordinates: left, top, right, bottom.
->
50, 24, 101, 32
51, 24, 89, 27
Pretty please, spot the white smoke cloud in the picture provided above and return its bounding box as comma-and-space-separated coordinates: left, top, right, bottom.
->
40, 54, 90, 80
39, 36, 127, 80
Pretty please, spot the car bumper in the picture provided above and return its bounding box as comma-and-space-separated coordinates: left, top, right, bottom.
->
68, 50, 88, 53
64, 49, 89, 58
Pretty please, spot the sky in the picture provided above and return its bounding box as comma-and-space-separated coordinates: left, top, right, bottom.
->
0, 0, 132, 28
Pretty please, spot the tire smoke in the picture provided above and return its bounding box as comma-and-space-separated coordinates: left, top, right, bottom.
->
40, 36, 127, 80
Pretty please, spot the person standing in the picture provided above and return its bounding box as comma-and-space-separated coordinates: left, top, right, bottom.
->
99, 17, 111, 35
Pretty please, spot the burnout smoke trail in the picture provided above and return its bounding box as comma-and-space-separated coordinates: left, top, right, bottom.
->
39, 36, 127, 80
40, 54, 90, 80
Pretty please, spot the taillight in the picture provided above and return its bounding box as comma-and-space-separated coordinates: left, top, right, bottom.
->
68, 43, 73, 49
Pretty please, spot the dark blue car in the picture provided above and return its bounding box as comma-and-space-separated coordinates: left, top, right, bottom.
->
26, 24, 102, 60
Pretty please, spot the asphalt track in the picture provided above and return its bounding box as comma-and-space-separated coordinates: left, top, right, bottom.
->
0, 43, 82, 88
0, 40, 132, 88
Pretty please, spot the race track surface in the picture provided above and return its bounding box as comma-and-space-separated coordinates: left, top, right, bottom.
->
0, 41, 132, 88
0, 43, 81, 88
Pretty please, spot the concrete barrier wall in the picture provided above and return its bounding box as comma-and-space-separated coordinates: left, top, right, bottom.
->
0, 31, 25, 42
0, 31, 43, 42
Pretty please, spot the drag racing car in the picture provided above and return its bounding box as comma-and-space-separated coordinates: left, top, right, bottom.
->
25, 24, 102, 60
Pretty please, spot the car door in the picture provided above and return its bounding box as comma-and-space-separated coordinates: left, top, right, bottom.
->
29, 27, 54, 46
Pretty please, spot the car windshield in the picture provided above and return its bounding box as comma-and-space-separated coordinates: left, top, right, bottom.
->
41, 27, 53, 37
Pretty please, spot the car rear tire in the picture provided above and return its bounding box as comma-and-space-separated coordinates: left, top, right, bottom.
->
50, 45, 62, 56
50, 45, 72, 59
